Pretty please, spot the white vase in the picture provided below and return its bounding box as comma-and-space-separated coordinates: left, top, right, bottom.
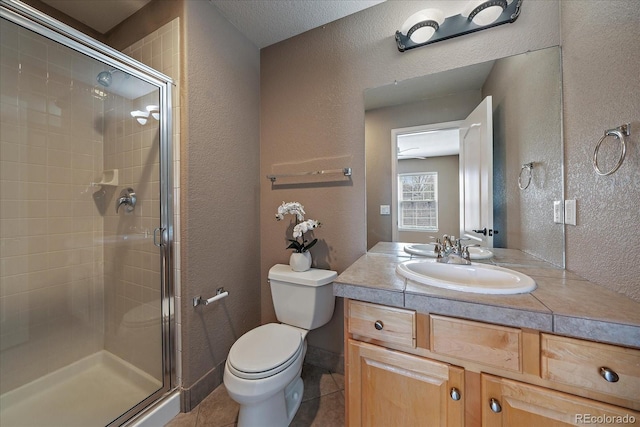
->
290, 251, 312, 272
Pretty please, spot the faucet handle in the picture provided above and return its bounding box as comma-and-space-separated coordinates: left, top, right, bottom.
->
461, 246, 473, 262
460, 243, 481, 262
433, 243, 443, 259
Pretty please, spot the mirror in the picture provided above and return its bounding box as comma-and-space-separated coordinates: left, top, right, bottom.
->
365, 46, 564, 267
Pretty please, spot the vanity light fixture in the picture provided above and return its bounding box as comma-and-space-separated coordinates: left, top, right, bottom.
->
396, 0, 523, 52
130, 110, 149, 125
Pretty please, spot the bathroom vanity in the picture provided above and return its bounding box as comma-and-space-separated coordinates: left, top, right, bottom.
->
335, 243, 640, 426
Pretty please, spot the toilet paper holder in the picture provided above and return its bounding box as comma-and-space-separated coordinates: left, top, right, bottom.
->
193, 287, 229, 307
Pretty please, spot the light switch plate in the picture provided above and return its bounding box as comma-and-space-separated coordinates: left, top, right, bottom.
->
553, 201, 563, 224
565, 199, 577, 226
380, 205, 390, 215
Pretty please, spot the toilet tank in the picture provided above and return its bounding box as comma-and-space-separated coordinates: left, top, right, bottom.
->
268, 264, 338, 330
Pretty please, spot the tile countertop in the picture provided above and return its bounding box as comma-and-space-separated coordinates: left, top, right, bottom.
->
334, 242, 640, 349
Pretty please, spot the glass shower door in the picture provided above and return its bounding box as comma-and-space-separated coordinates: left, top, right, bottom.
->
0, 7, 172, 426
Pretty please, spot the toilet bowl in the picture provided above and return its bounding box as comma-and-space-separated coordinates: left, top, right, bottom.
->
223, 265, 337, 427
224, 324, 307, 426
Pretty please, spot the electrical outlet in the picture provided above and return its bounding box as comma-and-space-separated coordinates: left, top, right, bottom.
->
565, 199, 577, 226
380, 205, 390, 215
553, 201, 563, 224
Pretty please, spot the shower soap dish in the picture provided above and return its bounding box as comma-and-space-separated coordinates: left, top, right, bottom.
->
94, 169, 119, 186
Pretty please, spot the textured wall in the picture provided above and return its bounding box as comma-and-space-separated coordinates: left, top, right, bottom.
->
181, 0, 261, 404
562, 1, 640, 301
261, 0, 560, 357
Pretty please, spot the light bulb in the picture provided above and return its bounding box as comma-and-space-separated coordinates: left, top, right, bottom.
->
463, 0, 508, 26
471, 5, 504, 26
400, 9, 445, 44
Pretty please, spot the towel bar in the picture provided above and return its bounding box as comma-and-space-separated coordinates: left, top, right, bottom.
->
267, 167, 352, 182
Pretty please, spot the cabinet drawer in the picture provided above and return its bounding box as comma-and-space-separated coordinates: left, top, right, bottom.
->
482, 374, 640, 427
348, 301, 416, 348
430, 315, 521, 372
541, 334, 640, 404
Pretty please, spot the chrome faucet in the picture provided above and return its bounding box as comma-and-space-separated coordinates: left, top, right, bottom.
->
116, 188, 136, 213
434, 235, 472, 265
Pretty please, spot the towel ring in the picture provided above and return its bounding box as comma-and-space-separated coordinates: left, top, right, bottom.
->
518, 162, 534, 190
593, 124, 630, 176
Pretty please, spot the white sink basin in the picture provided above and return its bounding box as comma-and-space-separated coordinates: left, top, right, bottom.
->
396, 259, 536, 295
404, 244, 494, 260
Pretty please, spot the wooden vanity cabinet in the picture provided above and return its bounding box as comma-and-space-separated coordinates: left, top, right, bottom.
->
348, 340, 464, 427
346, 301, 464, 427
345, 299, 640, 427
482, 374, 639, 427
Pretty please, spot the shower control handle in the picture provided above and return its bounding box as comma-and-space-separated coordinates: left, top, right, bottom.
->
116, 188, 136, 213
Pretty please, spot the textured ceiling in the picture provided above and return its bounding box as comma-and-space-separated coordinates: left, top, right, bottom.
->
41, 0, 152, 34
40, 0, 386, 47
364, 60, 495, 111
209, 0, 386, 48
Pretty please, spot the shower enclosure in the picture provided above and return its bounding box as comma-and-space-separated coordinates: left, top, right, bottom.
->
0, 1, 176, 426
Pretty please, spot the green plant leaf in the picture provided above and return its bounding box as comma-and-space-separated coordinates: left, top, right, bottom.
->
303, 238, 318, 252
286, 239, 303, 252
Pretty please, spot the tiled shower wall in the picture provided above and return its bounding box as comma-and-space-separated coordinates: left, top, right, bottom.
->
101, 88, 163, 380
0, 16, 181, 393
0, 19, 105, 393
118, 18, 182, 383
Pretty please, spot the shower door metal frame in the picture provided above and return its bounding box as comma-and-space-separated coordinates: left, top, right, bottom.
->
0, 1, 177, 425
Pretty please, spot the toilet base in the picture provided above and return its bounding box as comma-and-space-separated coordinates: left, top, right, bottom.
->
237, 376, 304, 427
284, 376, 304, 422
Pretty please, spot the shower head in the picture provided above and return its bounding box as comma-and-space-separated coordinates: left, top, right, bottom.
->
96, 70, 114, 87
96, 69, 131, 88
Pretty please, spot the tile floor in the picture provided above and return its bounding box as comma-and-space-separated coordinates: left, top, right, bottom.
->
165, 364, 345, 427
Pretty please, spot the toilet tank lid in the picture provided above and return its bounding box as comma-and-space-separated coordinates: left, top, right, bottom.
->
269, 264, 337, 287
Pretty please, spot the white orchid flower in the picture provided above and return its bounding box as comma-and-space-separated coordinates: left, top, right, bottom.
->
293, 219, 320, 238
275, 201, 306, 221
276, 202, 321, 252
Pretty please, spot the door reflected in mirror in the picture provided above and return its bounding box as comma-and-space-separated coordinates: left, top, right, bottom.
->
392, 121, 462, 244
366, 46, 564, 267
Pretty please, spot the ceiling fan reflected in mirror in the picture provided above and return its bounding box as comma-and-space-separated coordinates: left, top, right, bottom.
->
397, 146, 427, 160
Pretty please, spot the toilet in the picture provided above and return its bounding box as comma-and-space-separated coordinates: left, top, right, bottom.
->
223, 264, 338, 427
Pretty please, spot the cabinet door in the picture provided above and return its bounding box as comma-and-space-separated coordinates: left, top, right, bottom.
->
347, 339, 464, 427
481, 374, 640, 427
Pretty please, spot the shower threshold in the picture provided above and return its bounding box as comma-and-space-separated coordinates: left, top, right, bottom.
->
0, 350, 162, 427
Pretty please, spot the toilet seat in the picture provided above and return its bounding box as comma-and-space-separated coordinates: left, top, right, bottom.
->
227, 324, 304, 380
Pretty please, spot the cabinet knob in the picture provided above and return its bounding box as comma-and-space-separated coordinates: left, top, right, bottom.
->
489, 398, 502, 413
600, 367, 619, 383
450, 387, 461, 401
374, 320, 384, 330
